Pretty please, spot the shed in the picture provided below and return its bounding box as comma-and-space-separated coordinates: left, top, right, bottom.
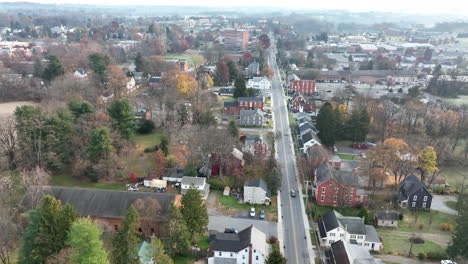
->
151, 179, 167, 188
223, 186, 231, 196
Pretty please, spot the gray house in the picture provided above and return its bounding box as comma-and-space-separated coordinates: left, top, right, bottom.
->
239, 109, 264, 127
244, 179, 270, 204
374, 211, 399, 227
398, 174, 432, 210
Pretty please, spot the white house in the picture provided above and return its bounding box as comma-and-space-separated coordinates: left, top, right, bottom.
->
244, 179, 270, 204
318, 210, 382, 251
208, 225, 269, 264
181, 176, 210, 199
247, 77, 271, 91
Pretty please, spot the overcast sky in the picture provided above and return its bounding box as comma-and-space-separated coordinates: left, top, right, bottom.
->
3, 0, 468, 15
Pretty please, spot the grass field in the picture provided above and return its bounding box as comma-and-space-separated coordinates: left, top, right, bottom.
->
288, 113, 297, 126
50, 173, 127, 190
336, 153, 359, 161
398, 210, 456, 234
445, 201, 457, 210
196, 235, 210, 251
164, 54, 196, 68
173, 255, 196, 264
439, 166, 468, 192
134, 130, 164, 151
442, 95, 468, 106
218, 193, 277, 215
378, 230, 445, 256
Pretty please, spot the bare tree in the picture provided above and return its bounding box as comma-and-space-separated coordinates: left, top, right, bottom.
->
0, 174, 21, 264
20, 166, 51, 209
132, 197, 162, 236
0, 117, 17, 170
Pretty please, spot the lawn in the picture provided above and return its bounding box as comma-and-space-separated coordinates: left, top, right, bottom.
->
288, 113, 296, 126
173, 255, 197, 264
196, 235, 210, 251
164, 54, 197, 68
217, 191, 278, 221
50, 173, 127, 190
398, 210, 456, 234
445, 201, 457, 210
441, 95, 468, 106
336, 153, 358, 161
378, 230, 446, 256
134, 130, 163, 151
438, 165, 468, 192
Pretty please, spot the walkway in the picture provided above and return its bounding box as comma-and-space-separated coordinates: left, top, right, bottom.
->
431, 195, 458, 215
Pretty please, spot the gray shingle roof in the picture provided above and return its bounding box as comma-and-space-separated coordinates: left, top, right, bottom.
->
322, 210, 342, 231
374, 211, 399, 221
316, 163, 359, 186
181, 176, 206, 187
339, 217, 366, 235
398, 174, 430, 201
238, 97, 263, 102
240, 109, 263, 117
364, 225, 381, 243
244, 178, 268, 192
210, 225, 253, 252
23, 186, 177, 219
224, 101, 239, 108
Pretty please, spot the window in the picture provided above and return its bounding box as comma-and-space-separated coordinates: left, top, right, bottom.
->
256, 256, 259, 260
322, 187, 326, 193
245, 249, 248, 252
423, 196, 428, 201
412, 202, 416, 207
422, 202, 426, 208
254, 250, 256, 253
413, 195, 418, 201
334, 188, 339, 193
243, 256, 245, 259
350, 235, 356, 239
219, 252, 222, 256
330, 233, 335, 237
364, 243, 369, 246
340, 234, 344, 237
150, 228, 154, 234
321, 195, 325, 202
333, 196, 337, 201
349, 195, 353, 201
114, 225, 118, 231
329, 181, 333, 186
230, 253, 233, 257
358, 235, 363, 239
138, 228, 142, 233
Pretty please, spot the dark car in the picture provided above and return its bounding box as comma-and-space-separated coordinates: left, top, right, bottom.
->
290, 189, 296, 197
352, 143, 367, 149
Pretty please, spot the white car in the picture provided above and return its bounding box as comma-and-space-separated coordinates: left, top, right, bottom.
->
441, 261, 457, 264
249, 208, 255, 217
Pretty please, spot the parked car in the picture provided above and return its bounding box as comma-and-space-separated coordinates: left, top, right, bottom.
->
364, 142, 376, 148
352, 143, 367, 149
224, 228, 238, 234
441, 261, 457, 264
259, 210, 265, 219
249, 208, 255, 217
128, 186, 138, 191
290, 189, 296, 197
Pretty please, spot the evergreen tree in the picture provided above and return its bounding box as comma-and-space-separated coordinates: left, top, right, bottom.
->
164, 205, 191, 257
159, 135, 169, 156
68, 99, 95, 119
228, 120, 239, 139
107, 99, 137, 140
147, 237, 173, 264
87, 128, 113, 162
88, 53, 110, 84
112, 206, 141, 264
42, 55, 64, 81
227, 60, 239, 82
181, 189, 209, 241
135, 52, 144, 72
448, 193, 468, 260
345, 108, 370, 143
18, 195, 78, 264
266, 245, 287, 264
316, 102, 338, 147
233, 77, 247, 98
46, 108, 74, 170
267, 167, 281, 196
67, 218, 109, 264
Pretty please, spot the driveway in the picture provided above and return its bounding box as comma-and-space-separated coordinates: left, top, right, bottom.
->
208, 215, 278, 238
431, 195, 458, 215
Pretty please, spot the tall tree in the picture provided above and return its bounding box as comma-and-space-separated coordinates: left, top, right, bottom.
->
228, 120, 239, 139
233, 77, 247, 98
447, 193, 468, 260
266, 245, 287, 264
214, 61, 229, 85
316, 102, 338, 147
180, 189, 208, 241
18, 195, 78, 264
227, 60, 239, 82
112, 206, 140, 264
87, 128, 113, 162
418, 146, 438, 182
164, 205, 191, 257
147, 237, 173, 264
345, 108, 370, 143
67, 218, 109, 264
267, 167, 281, 196
107, 99, 136, 140
42, 55, 64, 81
134, 52, 143, 72
88, 53, 110, 84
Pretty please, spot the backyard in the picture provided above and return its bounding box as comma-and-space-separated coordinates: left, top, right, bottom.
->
377, 230, 446, 256
216, 191, 278, 221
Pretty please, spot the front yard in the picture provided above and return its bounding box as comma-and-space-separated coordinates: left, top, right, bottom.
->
377, 229, 446, 256
216, 191, 278, 221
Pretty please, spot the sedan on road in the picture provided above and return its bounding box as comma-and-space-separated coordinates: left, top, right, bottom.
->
249, 207, 255, 217
290, 189, 296, 197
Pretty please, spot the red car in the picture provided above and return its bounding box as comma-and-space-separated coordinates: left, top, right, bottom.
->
352, 143, 368, 149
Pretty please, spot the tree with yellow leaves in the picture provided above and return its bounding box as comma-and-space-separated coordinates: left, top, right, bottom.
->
175, 74, 198, 95
418, 146, 438, 182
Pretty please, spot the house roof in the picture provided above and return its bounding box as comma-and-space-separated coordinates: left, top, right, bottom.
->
238, 97, 263, 102
213, 258, 237, 264
181, 176, 206, 187
244, 178, 268, 192
322, 210, 367, 235
210, 225, 266, 255
322, 210, 342, 231
22, 186, 177, 219
240, 109, 263, 117
224, 101, 239, 108
398, 174, 431, 201
330, 240, 351, 264
374, 211, 399, 221
331, 240, 385, 264
364, 225, 381, 243
316, 163, 359, 186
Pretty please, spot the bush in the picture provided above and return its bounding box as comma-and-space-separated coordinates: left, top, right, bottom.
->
426, 251, 448, 260
269, 236, 278, 244
207, 179, 226, 191
440, 223, 454, 232
399, 213, 404, 220
418, 223, 425, 230
137, 119, 155, 134
144, 145, 159, 153
417, 252, 426, 260
433, 186, 446, 194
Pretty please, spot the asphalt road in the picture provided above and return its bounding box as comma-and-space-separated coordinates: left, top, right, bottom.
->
269, 35, 314, 264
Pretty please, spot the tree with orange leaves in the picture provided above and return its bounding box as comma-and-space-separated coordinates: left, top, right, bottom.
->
260, 66, 274, 79
154, 150, 167, 177
106, 65, 128, 98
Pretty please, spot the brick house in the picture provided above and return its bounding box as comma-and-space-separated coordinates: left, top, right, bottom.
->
291, 94, 316, 112
242, 135, 269, 157
223, 101, 244, 115
23, 186, 181, 237
238, 97, 264, 110
314, 163, 367, 207
289, 80, 316, 94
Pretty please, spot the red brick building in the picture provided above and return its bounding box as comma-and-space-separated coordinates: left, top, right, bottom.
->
314, 163, 367, 207
223, 102, 244, 115
24, 186, 181, 237
291, 95, 316, 112
221, 29, 249, 51
289, 80, 316, 94
238, 97, 264, 110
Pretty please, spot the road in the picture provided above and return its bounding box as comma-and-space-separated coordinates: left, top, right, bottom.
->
269, 35, 314, 264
